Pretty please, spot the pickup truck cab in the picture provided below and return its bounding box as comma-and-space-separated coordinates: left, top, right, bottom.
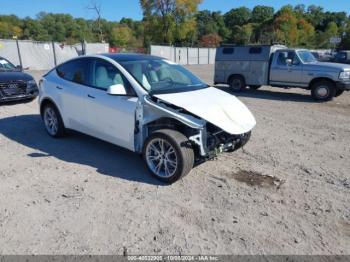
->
214, 45, 350, 101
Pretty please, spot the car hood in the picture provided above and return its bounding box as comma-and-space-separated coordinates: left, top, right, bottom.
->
0, 71, 33, 82
309, 62, 350, 71
154, 87, 256, 135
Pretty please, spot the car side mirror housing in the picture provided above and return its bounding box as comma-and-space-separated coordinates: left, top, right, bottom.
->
16, 65, 23, 71
107, 84, 127, 96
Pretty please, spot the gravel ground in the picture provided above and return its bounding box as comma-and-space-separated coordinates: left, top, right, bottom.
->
0, 65, 349, 255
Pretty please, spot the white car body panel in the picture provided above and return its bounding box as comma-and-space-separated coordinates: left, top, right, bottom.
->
84, 87, 137, 151
154, 87, 256, 135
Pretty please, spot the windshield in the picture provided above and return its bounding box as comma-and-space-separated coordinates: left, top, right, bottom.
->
297, 50, 317, 63
118, 59, 209, 94
0, 58, 16, 71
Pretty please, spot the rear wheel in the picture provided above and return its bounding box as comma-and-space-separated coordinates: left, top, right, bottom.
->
311, 80, 336, 102
42, 103, 65, 137
229, 75, 246, 92
143, 129, 194, 184
335, 89, 344, 97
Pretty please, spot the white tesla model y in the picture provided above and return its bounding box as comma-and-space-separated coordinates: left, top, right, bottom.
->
39, 54, 256, 183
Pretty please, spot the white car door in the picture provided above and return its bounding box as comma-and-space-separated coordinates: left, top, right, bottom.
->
55, 57, 90, 132
84, 58, 138, 151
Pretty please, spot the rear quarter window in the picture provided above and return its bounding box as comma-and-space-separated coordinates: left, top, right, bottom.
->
56, 58, 90, 85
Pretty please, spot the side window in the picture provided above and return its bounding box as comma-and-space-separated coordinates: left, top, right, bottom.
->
277, 52, 288, 65
337, 52, 347, 61
56, 58, 89, 85
222, 48, 234, 54
92, 59, 135, 95
249, 47, 262, 54
277, 52, 299, 66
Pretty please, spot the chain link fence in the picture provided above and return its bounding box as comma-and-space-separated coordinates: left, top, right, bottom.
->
151, 45, 216, 65
0, 39, 109, 71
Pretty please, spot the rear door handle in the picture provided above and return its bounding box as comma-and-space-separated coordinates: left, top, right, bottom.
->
87, 94, 95, 99
56, 86, 63, 90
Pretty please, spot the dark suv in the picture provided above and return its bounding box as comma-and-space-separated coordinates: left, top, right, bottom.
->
0, 56, 38, 103
332, 51, 350, 65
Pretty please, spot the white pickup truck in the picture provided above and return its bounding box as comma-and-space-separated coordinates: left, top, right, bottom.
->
214, 45, 350, 101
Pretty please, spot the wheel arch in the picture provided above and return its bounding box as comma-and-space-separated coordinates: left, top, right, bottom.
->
309, 77, 335, 89
227, 73, 246, 84
40, 97, 59, 116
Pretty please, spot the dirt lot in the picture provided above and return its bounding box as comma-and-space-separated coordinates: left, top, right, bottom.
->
0, 65, 349, 255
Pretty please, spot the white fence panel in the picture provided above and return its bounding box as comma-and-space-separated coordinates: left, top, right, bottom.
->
150, 45, 173, 61
0, 40, 21, 66
54, 43, 79, 65
85, 43, 109, 55
150, 45, 216, 65
199, 48, 209, 64
174, 47, 188, 65
209, 48, 216, 64
19, 41, 55, 70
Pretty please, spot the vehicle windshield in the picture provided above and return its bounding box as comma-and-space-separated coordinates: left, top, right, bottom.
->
118, 59, 209, 94
0, 58, 16, 71
297, 50, 317, 63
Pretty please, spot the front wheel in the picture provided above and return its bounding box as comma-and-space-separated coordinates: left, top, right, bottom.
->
143, 129, 194, 184
311, 80, 336, 102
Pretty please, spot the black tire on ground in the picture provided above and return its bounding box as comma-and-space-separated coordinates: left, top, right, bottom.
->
229, 75, 246, 92
311, 80, 336, 102
250, 85, 261, 90
42, 102, 66, 138
335, 89, 344, 97
142, 129, 194, 184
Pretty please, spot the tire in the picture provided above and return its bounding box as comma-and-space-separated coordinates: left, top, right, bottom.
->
229, 75, 246, 92
335, 89, 344, 97
250, 85, 261, 90
143, 129, 194, 184
311, 80, 336, 102
42, 103, 65, 138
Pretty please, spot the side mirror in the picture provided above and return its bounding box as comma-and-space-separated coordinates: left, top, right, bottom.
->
107, 84, 127, 96
16, 65, 23, 71
286, 59, 292, 66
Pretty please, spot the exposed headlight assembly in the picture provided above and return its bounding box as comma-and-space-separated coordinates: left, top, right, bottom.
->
339, 71, 350, 80
27, 79, 37, 86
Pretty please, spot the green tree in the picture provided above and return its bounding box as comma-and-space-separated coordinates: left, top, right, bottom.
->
316, 21, 339, 48
224, 7, 251, 28
273, 8, 298, 46
111, 25, 135, 47
251, 6, 274, 24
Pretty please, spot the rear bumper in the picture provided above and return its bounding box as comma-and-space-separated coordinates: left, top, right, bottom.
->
336, 81, 350, 90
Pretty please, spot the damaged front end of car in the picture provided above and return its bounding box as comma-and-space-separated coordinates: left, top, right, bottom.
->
133, 95, 253, 161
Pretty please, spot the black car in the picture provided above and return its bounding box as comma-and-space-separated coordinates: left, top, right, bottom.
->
0, 56, 38, 103
332, 51, 350, 65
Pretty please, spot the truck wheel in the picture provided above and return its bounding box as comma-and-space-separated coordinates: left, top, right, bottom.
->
311, 80, 336, 102
143, 129, 194, 184
335, 89, 344, 97
42, 103, 66, 138
229, 75, 246, 92
250, 85, 261, 90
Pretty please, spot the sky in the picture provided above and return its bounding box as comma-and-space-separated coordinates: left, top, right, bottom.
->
0, 0, 349, 21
